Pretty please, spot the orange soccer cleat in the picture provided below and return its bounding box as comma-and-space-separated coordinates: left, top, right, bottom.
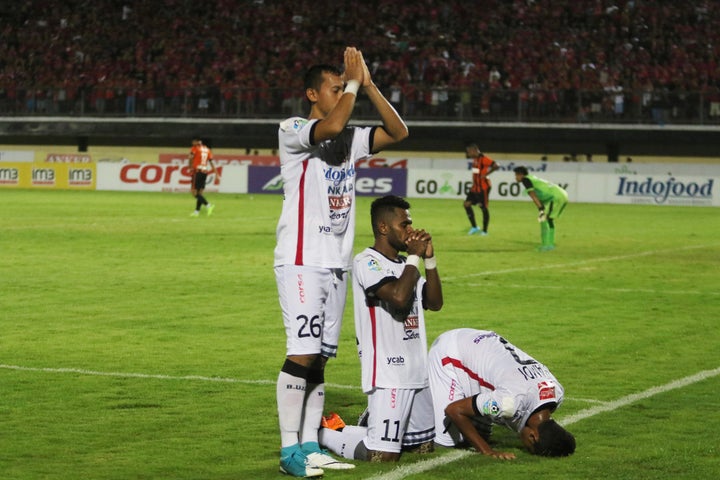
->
320, 412, 346, 431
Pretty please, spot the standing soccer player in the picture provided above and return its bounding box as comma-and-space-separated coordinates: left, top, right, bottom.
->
428, 328, 576, 458
187, 136, 216, 217
274, 47, 408, 477
513, 166, 568, 251
464, 144, 498, 235
319, 195, 442, 462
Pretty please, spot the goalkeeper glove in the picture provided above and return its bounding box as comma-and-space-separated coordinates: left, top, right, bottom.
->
537, 209, 547, 222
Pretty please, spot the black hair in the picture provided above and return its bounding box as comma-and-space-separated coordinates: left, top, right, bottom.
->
532, 419, 576, 457
370, 195, 410, 236
303, 64, 343, 92
514, 166, 529, 176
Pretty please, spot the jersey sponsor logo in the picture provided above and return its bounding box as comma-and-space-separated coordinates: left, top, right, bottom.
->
472, 331, 499, 343
328, 195, 352, 209
323, 163, 356, 185
297, 273, 305, 304
386, 355, 405, 366
403, 315, 420, 340
537, 381, 557, 400
448, 379, 457, 401
616, 176, 714, 204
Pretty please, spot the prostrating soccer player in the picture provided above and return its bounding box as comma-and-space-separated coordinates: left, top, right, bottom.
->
187, 136, 216, 217
319, 195, 443, 462
513, 166, 569, 251
274, 48, 409, 477
428, 328, 576, 459
464, 144, 498, 235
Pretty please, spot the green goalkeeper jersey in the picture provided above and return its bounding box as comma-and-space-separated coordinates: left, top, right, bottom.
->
520, 174, 566, 203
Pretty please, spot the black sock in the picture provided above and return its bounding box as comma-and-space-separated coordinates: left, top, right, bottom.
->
465, 206, 476, 227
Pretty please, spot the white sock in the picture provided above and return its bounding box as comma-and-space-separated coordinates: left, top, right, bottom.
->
300, 382, 324, 446
277, 370, 306, 448
319, 425, 368, 460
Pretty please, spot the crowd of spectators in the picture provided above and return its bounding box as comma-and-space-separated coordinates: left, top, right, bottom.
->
1, 0, 719, 122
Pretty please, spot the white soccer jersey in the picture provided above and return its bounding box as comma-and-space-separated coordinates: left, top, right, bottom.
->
428, 328, 564, 433
274, 117, 374, 269
353, 247, 429, 393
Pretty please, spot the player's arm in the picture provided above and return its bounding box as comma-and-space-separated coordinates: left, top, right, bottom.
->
207, 158, 216, 174
416, 230, 442, 311
358, 51, 409, 153
527, 190, 544, 210
311, 47, 364, 144
486, 160, 499, 176
372, 234, 427, 311
445, 397, 516, 460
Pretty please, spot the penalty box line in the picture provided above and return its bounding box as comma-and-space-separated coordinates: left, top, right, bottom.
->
363, 366, 720, 480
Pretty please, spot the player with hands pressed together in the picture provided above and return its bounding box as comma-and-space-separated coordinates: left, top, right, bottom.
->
318, 195, 442, 462
274, 48, 408, 477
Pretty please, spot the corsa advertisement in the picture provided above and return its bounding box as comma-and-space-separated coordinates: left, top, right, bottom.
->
0, 162, 95, 189
96, 163, 248, 193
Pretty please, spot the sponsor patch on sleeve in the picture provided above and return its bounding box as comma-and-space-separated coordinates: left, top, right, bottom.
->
537, 381, 557, 401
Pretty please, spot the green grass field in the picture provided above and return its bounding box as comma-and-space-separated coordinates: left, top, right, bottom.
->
2, 189, 719, 480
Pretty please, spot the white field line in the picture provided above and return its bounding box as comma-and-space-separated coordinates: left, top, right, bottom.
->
363, 366, 720, 480
0, 364, 606, 406
442, 243, 720, 282
466, 282, 719, 296
0, 364, 361, 390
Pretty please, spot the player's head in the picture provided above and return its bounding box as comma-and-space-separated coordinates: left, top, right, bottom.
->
370, 195, 412, 249
521, 418, 576, 457
513, 166, 529, 181
192, 135, 202, 146
304, 64, 344, 114
465, 143, 482, 158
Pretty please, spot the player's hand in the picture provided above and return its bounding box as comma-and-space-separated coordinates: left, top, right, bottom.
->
483, 449, 516, 460
406, 229, 428, 257
343, 47, 364, 85
537, 209, 547, 222
358, 50, 373, 87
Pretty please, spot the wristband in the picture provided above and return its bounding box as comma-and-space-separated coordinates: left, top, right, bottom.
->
538, 206, 544, 211
344, 80, 360, 96
405, 254, 420, 269
424, 256, 437, 270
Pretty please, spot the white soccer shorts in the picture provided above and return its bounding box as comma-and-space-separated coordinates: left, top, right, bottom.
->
275, 265, 347, 358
